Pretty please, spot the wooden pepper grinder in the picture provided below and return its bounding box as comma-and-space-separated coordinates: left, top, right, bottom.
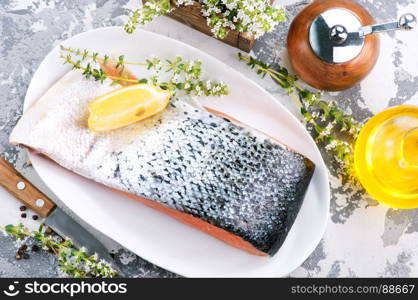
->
287, 0, 416, 91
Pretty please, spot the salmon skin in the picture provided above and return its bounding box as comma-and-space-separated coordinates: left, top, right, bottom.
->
10, 71, 315, 256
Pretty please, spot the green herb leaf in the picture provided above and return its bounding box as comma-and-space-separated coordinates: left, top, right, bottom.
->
238, 53, 363, 181
60, 47, 229, 97
1, 223, 116, 278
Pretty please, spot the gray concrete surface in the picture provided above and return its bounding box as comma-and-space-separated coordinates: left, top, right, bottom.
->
0, 0, 417, 277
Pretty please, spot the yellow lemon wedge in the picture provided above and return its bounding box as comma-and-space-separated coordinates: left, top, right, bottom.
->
88, 84, 171, 132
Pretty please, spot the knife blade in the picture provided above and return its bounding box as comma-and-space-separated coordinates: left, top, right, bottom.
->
0, 157, 123, 276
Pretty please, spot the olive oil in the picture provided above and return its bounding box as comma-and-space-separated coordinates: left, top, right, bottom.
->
354, 105, 418, 209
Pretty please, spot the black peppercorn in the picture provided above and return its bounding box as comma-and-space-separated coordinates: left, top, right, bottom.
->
19, 244, 28, 251
32, 215, 39, 220
21, 213, 27, 218
19, 205, 26, 211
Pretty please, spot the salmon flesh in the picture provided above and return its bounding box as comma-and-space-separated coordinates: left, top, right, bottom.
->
10, 71, 315, 256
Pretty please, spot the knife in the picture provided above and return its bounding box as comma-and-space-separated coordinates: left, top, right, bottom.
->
0, 157, 123, 276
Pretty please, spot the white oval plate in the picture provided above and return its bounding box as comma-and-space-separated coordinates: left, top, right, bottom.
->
24, 27, 329, 277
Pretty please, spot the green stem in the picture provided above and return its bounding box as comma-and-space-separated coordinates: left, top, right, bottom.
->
238, 54, 303, 108
1, 224, 116, 278
60, 55, 139, 84
61, 46, 149, 67
238, 53, 360, 180
60, 46, 175, 69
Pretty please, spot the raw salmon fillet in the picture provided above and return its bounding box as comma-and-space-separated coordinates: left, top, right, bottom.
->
10, 71, 315, 256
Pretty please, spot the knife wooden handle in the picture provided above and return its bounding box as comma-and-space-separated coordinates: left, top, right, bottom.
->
0, 157, 56, 218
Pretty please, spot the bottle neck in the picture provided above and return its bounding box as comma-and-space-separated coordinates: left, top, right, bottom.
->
399, 127, 418, 169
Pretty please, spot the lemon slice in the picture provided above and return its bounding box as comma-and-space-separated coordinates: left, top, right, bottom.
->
88, 84, 171, 132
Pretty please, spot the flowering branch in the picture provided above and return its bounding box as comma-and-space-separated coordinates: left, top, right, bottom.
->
125, 0, 285, 39
1, 224, 116, 278
124, 0, 176, 34
238, 53, 362, 180
60, 46, 228, 97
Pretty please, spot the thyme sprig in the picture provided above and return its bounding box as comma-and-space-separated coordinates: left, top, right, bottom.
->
238, 53, 362, 179
60, 47, 228, 97
61, 46, 147, 67
1, 224, 116, 278
125, 0, 175, 34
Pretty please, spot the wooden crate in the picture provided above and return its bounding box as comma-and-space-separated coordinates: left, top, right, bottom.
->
143, 0, 274, 52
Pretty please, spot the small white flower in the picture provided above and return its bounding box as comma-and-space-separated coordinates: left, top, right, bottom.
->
129, 0, 285, 38
171, 73, 180, 84
325, 140, 337, 150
